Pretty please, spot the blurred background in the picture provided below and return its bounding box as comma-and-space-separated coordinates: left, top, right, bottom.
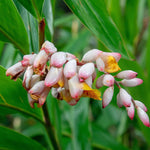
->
0, 0, 150, 149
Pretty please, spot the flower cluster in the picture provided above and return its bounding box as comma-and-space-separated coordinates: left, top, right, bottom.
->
6, 41, 149, 127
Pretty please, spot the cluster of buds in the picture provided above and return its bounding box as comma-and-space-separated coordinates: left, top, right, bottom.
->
6, 41, 149, 127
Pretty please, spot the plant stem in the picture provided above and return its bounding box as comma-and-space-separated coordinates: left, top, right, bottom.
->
38, 18, 60, 150
43, 104, 61, 150
38, 18, 45, 50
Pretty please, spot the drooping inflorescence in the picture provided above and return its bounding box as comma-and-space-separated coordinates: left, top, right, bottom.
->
6, 41, 150, 127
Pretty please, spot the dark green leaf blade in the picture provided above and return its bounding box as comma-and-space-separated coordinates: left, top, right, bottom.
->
0, 126, 45, 150
0, 66, 44, 123
64, 0, 129, 58
17, 0, 44, 20
0, 0, 29, 54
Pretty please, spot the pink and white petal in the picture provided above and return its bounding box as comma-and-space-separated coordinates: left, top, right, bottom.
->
96, 75, 105, 89
29, 81, 45, 95
45, 67, 63, 87
30, 75, 41, 88
102, 86, 114, 108
85, 76, 92, 87
137, 107, 150, 127
126, 102, 135, 120
6, 62, 26, 80
96, 57, 105, 72
64, 59, 77, 78
103, 74, 115, 87
82, 49, 102, 62
119, 88, 131, 107
105, 52, 121, 62
41, 41, 57, 55
23, 66, 34, 89
117, 93, 123, 107
120, 78, 143, 87
79, 63, 95, 81
33, 50, 48, 68
66, 52, 76, 61
116, 70, 138, 79
39, 87, 51, 106
50, 52, 66, 68
68, 75, 83, 99
134, 100, 147, 112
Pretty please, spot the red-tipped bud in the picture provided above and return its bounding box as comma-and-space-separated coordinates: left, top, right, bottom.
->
134, 100, 147, 112
64, 59, 77, 79
103, 74, 114, 87
137, 107, 150, 127
119, 88, 131, 107
96, 75, 105, 89
126, 102, 135, 120
116, 70, 138, 79
102, 86, 114, 108
50, 52, 66, 68
41, 41, 57, 55
82, 49, 102, 62
120, 78, 143, 87
96, 57, 105, 72
45, 67, 63, 87
79, 63, 95, 81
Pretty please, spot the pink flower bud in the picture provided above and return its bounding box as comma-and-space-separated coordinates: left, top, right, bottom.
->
82, 49, 102, 62
103, 74, 114, 87
137, 107, 150, 127
50, 52, 66, 68
96, 57, 105, 72
126, 102, 135, 120
68, 75, 83, 99
102, 86, 114, 108
78, 63, 95, 81
30, 75, 41, 88
45, 67, 63, 87
116, 70, 138, 79
134, 100, 147, 112
64, 59, 77, 79
29, 81, 45, 95
41, 41, 57, 55
117, 93, 123, 107
33, 50, 48, 74
21, 54, 37, 67
6, 62, 26, 80
96, 75, 105, 89
119, 88, 131, 107
66, 52, 76, 61
120, 78, 143, 87
23, 66, 33, 90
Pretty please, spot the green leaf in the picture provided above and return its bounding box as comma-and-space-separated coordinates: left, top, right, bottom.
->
0, 66, 44, 123
64, 0, 129, 58
0, 125, 45, 150
92, 125, 128, 150
0, 0, 29, 54
46, 93, 62, 148
17, 0, 44, 20
43, 0, 54, 41
61, 98, 92, 150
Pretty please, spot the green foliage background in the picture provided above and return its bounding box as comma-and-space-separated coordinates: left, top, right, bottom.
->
0, 0, 150, 149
